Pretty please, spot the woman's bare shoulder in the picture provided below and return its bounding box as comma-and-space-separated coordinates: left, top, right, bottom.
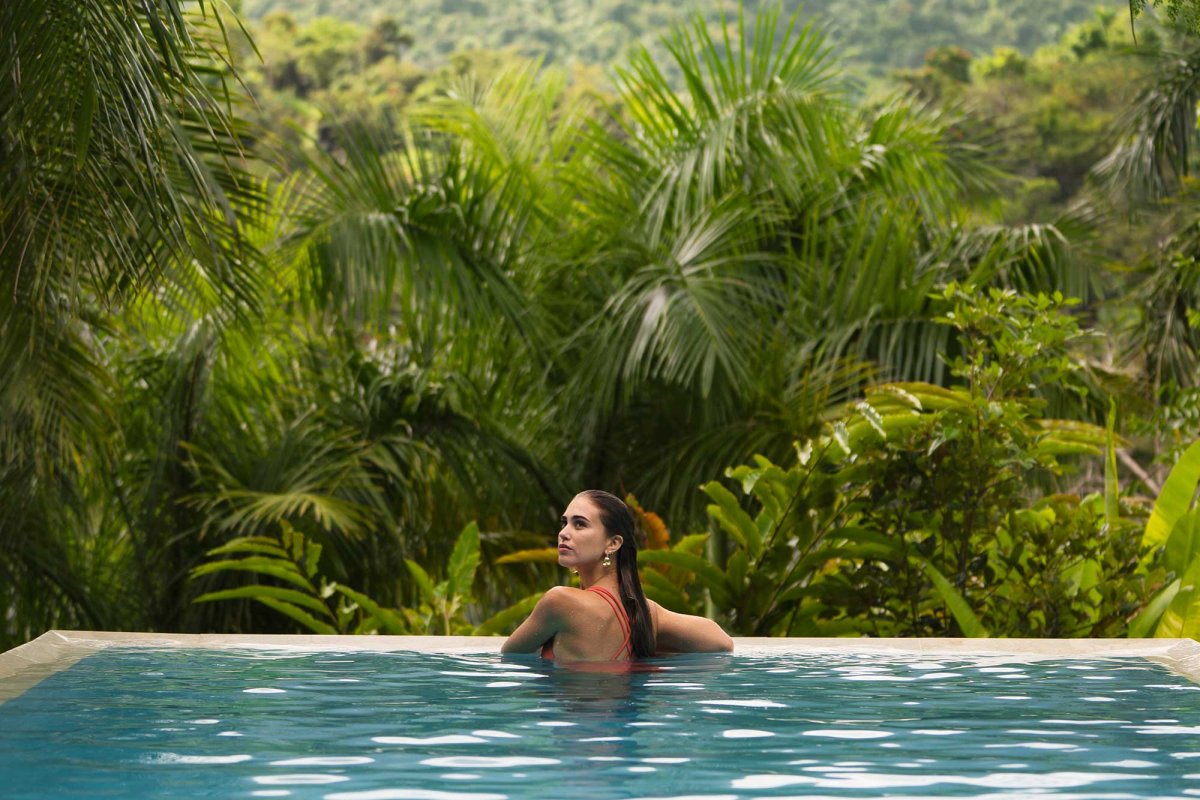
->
501, 586, 584, 654
538, 585, 592, 614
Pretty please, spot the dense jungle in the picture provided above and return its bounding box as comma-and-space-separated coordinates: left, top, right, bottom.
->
7, 0, 1200, 650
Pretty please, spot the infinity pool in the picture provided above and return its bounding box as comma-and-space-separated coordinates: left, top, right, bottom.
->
3, 635, 1200, 798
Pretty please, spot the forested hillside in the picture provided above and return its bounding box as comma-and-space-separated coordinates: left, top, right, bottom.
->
237, 0, 1124, 75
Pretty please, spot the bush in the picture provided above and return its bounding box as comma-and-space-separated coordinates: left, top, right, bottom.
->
651, 285, 1150, 637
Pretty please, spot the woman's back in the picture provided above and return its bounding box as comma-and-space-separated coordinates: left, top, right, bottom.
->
540, 585, 634, 662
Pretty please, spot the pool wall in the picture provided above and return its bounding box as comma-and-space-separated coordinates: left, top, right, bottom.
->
3, 630, 1199, 704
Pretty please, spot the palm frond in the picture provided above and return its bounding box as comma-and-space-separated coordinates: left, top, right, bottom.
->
579, 193, 780, 404
0, 0, 265, 475
847, 96, 1007, 221
606, 5, 845, 234
1092, 37, 1200, 207
287, 118, 547, 348
1122, 220, 1200, 391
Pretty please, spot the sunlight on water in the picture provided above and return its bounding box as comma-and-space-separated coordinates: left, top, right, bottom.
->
3, 648, 1200, 798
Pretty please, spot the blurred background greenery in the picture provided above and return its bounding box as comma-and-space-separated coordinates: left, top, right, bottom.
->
7, 0, 1200, 650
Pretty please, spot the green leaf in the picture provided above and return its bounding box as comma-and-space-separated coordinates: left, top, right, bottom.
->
867, 383, 924, 411
303, 537, 324, 580
830, 421, 851, 457
831, 526, 901, 555
775, 582, 828, 604
189, 557, 316, 593
496, 547, 560, 564
636, 550, 731, 607
334, 585, 408, 634
405, 559, 438, 605
74, 77, 96, 172
1104, 399, 1120, 529
640, 570, 692, 613
1060, 558, 1100, 599
876, 412, 925, 438
1165, 511, 1200, 575
786, 548, 866, 583
1157, 560, 1200, 638
725, 549, 750, 592
1128, 578, 1181, 638
1036, 419, 1111, 448
203, 538, 289, 559
855, 400, 887, 439
446, 522, 481, 601
917, 558, 989, 638
1145, 439, 1200, 549
672, 533, 709, 554
888, 382, 970, 410
1035, 439, 1103, 458
474, 592, 544, 635
255, 597, 339, 635
702, 481, 762, 557
193, 585, 334, 619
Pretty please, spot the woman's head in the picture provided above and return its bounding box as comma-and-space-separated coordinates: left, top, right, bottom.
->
557, 492, 626, 571
578, 489, 636, 556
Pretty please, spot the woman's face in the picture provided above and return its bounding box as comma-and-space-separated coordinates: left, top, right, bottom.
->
557, 494, 616, 569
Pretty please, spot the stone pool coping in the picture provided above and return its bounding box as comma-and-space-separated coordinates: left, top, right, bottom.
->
2, 630, 1199, 704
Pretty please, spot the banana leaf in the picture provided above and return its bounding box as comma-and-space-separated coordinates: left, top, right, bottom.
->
496, 547, 559, 564
193, 584, 333, 618
1145, 439, 1200, 550
447, 522, 481, 601
917, 558, 989, 638
636, 550, 731, 607
335, 585, 408, 635
190, 557, 316, 592
256, 597, 339, 635
1127, 578, 1181, 638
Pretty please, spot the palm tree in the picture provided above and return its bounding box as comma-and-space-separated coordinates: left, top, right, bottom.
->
542, 7, 1085, 525
0, 1, 263, 647
1090, 32, 1200, 403
173, 66, 582, 619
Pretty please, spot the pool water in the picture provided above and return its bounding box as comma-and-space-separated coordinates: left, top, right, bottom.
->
3, 648, 1200, 799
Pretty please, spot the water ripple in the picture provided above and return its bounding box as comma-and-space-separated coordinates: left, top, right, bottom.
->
373, 735, 487, 745
326, 791, 507, 800
420, 756, 560, 768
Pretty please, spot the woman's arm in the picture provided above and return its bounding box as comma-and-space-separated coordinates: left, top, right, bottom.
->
650, 601, 733, 654
500, 586, 572, 654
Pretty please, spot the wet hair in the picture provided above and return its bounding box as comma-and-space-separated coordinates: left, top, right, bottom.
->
580, 489, 655, 658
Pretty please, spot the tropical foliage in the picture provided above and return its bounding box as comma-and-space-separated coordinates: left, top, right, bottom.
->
8, 0, 1200, 650
632, 286, 1147, 638
1132, 0, 1200, 35
191, 521, 541, 634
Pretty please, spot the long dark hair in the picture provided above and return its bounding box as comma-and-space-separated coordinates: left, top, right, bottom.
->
581, 489, 655, 658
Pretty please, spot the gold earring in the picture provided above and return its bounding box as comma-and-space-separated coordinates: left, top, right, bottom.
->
602, 552, 612, 568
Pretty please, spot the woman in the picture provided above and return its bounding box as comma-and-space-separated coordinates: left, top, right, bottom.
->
501, 490, 733, 661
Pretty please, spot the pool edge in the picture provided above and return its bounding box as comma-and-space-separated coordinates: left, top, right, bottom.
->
0, 631, 99, 704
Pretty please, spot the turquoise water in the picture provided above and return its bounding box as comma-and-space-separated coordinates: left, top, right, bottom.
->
3, 649, 1200, 798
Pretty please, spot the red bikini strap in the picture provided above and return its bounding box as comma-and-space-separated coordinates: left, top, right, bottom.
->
586, 585, 633, 659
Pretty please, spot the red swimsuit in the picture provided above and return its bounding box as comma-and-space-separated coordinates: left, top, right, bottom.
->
541, 585, 633, 661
